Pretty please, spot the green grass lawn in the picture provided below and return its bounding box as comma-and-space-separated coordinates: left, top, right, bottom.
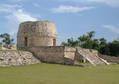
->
0, 63, 119, 84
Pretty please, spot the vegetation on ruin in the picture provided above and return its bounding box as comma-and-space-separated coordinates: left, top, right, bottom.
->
0, 63, 119, 84
61, 31, 119, 57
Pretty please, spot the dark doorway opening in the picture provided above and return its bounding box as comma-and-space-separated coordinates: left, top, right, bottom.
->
53, 39, 56, 46
24, 37, 28, 47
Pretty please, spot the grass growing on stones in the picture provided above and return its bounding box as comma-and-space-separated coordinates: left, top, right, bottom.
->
0, 63, 119, 84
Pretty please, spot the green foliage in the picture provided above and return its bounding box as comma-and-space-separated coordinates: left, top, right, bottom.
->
0, 64, 119, 84
78, 31, 98, 49
0, 42, 2, 49
61, 37, 78, 47
108, 40, 119, 57
0, 33, 14, 48
61, 31, 119, 57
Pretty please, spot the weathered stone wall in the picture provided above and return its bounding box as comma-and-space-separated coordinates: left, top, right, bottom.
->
17, 21, 58, 50
64, 47, 76, 60
28, 46, 109, 65
75, 47, 109, 65
75, 50, 86, 62
28, 46, 76, 65
0, 51, 40, 67
0, 46, 110, 67
100, 55, 119, 64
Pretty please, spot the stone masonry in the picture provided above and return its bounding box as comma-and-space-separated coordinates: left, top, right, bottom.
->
17, 21, 58, 50
75, 47, 109, 66
16, 20, 109, 66
28, 46, 76, 65
0, 51, 40, 67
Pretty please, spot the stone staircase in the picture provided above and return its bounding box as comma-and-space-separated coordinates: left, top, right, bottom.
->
76, 47, 109, 66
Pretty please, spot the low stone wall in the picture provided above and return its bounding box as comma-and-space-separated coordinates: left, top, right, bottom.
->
0, 46, 111, 67
0, 51, 40, 67
28, 46, 109, 65
64, 47, 76, 60
75, 47, 109, 65
28, 46, 76, 65
75, 48, 99, 62
75, 50, 86, 62
100, 55, 119, 64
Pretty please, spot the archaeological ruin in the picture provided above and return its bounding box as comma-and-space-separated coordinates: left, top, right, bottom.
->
17, 20, 109, 66
17, 21, 58, 49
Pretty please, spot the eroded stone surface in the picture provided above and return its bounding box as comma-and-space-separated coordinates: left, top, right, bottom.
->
17, 21, 58, 50
75, 47, 109, 66
28, 46, 76, 65
0, 51, 40, 67
16, 20, 109, 66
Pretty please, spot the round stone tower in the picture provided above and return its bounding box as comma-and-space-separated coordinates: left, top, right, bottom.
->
17, 20, 58, 49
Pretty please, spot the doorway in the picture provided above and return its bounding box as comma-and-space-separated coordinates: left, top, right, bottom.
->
24, 37, 28, 47
53, 39, 56, 46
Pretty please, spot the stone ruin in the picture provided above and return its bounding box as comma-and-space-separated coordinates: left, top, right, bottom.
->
17, 20, 109, 66
17, 21, 58, 49
0, 51, 40, 67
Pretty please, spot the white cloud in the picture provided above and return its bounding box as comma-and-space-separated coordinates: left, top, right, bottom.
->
52, 5, 95, 13
57, 0, 119, 7
0, 4, 37, 22
103, 25, 119, 34
0, 4, 38, 36
12, 9, 37, 22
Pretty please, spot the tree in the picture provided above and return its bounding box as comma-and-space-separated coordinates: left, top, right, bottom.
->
0, 33, 14, 48
91, 39, 99, 50
88, 31, 95, 39
78, 31, 97, 49
61, 31, 97, 49
0, 35, 2, 49
0, 42, 2, 49
99, 38, 106, 45
108, 40, 119, 57
61, 37, 78, 47
61, 31, 119, 57
98, 38, 110, 55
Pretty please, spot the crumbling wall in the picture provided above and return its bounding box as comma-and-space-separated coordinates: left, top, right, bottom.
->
75, 47, 109, 65
28, 46, 109, 65
17, 21, 58, 50
29, 46, 76, 65
64, 47, 76, 60
100, 55, 119, 64
75, 50, 87, 63
0, 51, 40, 67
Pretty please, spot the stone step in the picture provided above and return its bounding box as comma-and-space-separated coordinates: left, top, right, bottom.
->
77, 47, 109, 66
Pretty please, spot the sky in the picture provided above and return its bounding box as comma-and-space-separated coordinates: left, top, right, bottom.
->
0, 0, 119, 44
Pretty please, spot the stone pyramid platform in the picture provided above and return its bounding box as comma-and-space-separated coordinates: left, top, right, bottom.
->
76, 47, 109, 66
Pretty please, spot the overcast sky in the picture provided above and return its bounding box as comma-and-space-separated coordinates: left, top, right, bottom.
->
0, 0, 119, 44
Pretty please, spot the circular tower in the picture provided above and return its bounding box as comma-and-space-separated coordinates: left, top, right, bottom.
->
17, 21, 58, 49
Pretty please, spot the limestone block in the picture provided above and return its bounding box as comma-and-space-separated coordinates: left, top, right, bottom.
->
17, 21, 58, 50
0, 51, 40, 67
